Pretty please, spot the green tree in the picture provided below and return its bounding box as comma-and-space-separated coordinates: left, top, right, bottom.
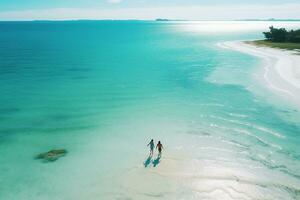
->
287, 29, 300, 43
263, 26, 288, 42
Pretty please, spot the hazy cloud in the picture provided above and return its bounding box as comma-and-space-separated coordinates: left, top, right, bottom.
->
0, 4, 300, 20
107, 0, 123, 4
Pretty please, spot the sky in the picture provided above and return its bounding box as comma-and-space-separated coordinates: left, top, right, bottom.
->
0, 0, 300, 20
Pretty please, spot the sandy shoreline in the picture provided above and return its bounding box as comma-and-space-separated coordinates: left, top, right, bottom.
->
219, 41, 300, 108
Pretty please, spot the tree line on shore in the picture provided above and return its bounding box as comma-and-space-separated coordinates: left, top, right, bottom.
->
263, 26, 300, 43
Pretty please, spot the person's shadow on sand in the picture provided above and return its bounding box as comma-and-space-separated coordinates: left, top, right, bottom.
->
152, 155, 161, 167
144, 155, 152, 167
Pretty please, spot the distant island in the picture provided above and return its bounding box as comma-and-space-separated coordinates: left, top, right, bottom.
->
155, 18, 170, 21
155, 18, 187, 21
249, 26, 300, 51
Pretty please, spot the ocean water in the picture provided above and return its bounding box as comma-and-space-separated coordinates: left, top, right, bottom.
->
0, 21, 300, 200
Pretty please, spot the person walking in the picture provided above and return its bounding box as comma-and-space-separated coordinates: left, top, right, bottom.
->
147, 139, 155, 156
156, 141, 163, 157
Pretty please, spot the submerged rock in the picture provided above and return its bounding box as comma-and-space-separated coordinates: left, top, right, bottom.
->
36, 149, 67, 162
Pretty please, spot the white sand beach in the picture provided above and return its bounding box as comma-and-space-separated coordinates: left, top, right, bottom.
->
220, 41, 300, 108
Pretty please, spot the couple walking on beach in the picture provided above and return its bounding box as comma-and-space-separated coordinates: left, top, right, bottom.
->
147, 139, 163, 157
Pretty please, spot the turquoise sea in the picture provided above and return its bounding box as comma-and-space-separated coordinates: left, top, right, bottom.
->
0, 21, 300, 199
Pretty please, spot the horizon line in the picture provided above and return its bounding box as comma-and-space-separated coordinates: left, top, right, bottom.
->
1, 18, 300, 22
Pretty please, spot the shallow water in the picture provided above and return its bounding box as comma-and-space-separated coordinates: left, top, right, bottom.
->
0, 21, 300, 200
